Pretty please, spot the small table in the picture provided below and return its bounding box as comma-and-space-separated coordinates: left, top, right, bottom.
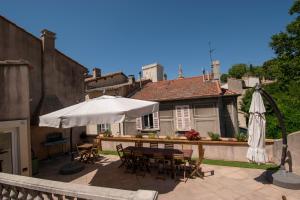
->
77, 143, 93, 150
77, 143, 96, 162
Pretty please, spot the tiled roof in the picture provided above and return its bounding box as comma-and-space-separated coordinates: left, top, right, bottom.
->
85, 71, 127, 82
131, 76, 238, 101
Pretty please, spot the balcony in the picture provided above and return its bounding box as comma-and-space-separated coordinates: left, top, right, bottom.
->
0, 172, 158, 200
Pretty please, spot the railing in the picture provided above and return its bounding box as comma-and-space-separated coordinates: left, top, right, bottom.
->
0, 173, 158, 200
97, 136, 274, 151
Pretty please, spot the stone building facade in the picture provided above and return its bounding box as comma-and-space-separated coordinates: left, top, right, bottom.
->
128, 75, 239, 137
0, 16, 88, 162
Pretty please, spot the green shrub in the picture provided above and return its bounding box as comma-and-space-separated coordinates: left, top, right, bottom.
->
103, 130, 112, 137
208, 132, 221, 141
236, 132, 248, 142
148, 133, 157, 139
135, 134, 142, 138
165, 135, 171, 140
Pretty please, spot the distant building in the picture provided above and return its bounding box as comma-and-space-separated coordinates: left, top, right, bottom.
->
127, 75, 239, 137
84, 68, 151, 135
222, 76, 261, 129
142, 63, 164, 82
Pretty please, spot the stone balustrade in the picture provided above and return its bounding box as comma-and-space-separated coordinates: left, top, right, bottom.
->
0, 173, 158, 200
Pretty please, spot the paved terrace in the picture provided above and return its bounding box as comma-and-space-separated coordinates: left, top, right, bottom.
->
36, 155, 300, 200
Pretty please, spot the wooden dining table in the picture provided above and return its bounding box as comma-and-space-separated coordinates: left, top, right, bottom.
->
124, 146, 193, 160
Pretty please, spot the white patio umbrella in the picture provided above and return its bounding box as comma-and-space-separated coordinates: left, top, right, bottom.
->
246, 91, 268, 164
39, 95, 158, 174
39, 95, 159, 128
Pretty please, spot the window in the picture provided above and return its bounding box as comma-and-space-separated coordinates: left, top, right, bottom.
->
97, 124, 111, 133
175, 105, 191, 131
136, 112, 159, 130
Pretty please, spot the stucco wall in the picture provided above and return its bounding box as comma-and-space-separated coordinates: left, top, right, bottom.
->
0, 62, 31, 176
0, 16, 87, 160
273, 131, 300, 174
0, 63, 30, 120
0, 17, 42, 118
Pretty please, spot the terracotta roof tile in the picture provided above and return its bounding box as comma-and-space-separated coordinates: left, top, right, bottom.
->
131, 76, 235, 101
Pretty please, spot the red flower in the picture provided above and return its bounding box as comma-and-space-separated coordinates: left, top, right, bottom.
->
185, 129, 200, 140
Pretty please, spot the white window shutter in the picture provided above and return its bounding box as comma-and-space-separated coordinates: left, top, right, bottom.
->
175, 105, 190, 131
182, 106, 191, 130
153, 112, 160, 129
136, 117, 142, 130
175, 106, 183, 130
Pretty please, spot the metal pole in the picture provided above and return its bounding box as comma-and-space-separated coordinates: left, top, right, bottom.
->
255, 84, 288, 170
70, 128, 74, 162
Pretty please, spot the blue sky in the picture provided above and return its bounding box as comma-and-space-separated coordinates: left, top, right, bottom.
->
0, 0, 294, 79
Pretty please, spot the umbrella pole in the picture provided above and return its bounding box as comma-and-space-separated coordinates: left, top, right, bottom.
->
256, 86, 287, 169
70, 128, 74, 162
255, 85, 300, 190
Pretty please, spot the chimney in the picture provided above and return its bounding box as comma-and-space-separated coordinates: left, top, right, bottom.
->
41, 29, 56, 51
163, 73, 167, 80
41, 29, 56, 95
92, 68, 101, 78
178, 64, 184, 79
212, 60, 221, 80
128, 75, 135, 84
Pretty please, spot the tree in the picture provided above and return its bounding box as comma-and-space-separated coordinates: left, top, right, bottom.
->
228, 64, 248, 79
270, 0, 300, 85
241, 0, 300, 139
220, 73, 229, 83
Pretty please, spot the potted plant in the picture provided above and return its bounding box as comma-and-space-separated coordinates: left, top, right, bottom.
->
208, 132, 221, 141
184, 129, 200, 141
103, 130, 112, 137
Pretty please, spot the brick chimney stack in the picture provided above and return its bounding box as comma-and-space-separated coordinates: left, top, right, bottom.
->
92, 68, 101, 78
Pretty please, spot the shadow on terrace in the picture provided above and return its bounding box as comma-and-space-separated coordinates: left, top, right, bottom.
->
35, 155, 180, 194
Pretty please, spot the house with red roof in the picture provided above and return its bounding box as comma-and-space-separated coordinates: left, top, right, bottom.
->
127, 75, 240, 138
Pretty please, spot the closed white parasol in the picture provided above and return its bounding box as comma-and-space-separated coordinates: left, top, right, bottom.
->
246, 91, 268, 164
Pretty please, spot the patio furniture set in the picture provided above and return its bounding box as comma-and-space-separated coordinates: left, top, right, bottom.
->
116, 142, 210, 182
76, 140, 99, 163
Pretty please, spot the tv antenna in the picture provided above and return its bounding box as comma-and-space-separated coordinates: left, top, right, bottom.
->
208, 41, 215, 67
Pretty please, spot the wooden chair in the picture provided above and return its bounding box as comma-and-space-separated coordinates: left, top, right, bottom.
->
133, 150, 150, 175
90, 139, 100, 162
173, 153, 187, 181
135, 141, 143, 147
116, 144, 126, 168
185, 145, 212, 182
164, 143, 174, 149
153, 152, 166, 179
150, 142, 158, 148
182, 144, 192, 150
76, 144, 89, 162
